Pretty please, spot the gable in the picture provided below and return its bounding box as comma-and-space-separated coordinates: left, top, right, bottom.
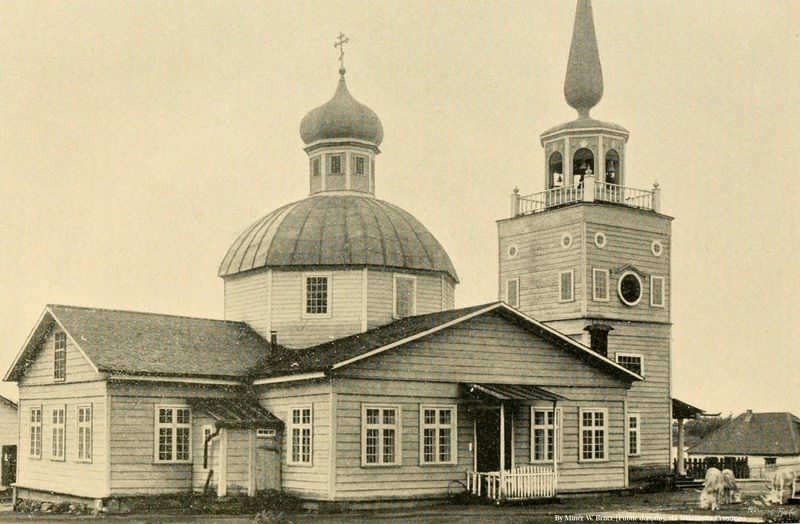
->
336, 311, 630, 388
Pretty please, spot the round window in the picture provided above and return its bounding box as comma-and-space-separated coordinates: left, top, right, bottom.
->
618, 272, 643, 306
507, 244, 518, 259
561, 233, 573, 249
651, 240, 663, 257
594, 232, 607, 248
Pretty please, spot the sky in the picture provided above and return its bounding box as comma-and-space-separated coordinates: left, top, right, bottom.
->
0, 0, 798, 415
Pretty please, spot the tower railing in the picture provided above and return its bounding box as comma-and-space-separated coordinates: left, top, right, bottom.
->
510, 176, 661, 217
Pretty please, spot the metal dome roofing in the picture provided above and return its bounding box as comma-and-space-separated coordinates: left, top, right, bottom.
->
299, 73, 384, 146
218, 194, 458, 281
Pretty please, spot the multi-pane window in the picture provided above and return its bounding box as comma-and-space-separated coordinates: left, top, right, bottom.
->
362, 405, 400, 466
580, 408, 607, 461
393, 275, 416, 319
328, 154, 342, 175
288, 406, 312, 465
303, 274, 330, 316
51, 407, 65, 460
354, 155, 366, 175
77, 405, 92, 462
651, 276, 665, 307
506, 278, 519, 308
593, 269, 610, 301
531, 408, 561, 462
616, 353, 643, 376
559, 270, 574, 302
420, 406, 456, 464
29, 407, 42, 458
628, 414, 640, 456
155, 406, 191, 463
311, 157, 320, 177
54, 332, 66, 381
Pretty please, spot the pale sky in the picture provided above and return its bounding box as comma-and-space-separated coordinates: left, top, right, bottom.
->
1, 0, 798, 416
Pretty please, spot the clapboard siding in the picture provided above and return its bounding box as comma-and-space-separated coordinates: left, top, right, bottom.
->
0, 402, 17, 448
225, 429, 250, 495
256, 381, 331, 499
107, 382, 239, 496
366, 270, 453, 330
224, 269, 270, 338
19, 329, 100, 387
17, 382, 108, 498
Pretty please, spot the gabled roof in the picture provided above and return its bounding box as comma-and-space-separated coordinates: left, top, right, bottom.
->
4, 305, 273, 382
253, 302, 642, 383
0, 395, 17, 410
687, 411, 800, 456
189, 398, 283, 430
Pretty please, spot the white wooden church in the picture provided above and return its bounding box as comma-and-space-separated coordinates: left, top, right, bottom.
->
5, 0, 680, 509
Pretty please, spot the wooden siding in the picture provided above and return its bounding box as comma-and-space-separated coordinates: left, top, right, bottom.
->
224, 270, 271, 338
256, 381, 332, 499
366, 270, 452, 330
107, 382, 239, 496
225, 429, 251, 495
0, 403, 17, 448
19, 328, 101, 387
17, 381, 108, 498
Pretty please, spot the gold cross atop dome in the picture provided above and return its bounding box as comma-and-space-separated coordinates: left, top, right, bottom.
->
334, 32, 349, 74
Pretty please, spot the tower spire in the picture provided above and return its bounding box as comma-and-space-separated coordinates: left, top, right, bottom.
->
564, 0, 603, 118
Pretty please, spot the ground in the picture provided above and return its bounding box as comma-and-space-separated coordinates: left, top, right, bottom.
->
0, 490, 796, 523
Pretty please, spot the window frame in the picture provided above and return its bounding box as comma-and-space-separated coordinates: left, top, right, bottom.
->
559, 269, 574, 302
76, 404, 92, 463
506, 277, 520, 308
615, 352, 644, 376
578, 407, 609, 462
50, 405, 66, 461
530, 406, 563, 464
287, 405, 313, 466
54, 331, 66, 382
593, 268, 610, 302
352, 154, 367, 176
361, 404, 402, 467
327, 153, 343, 175
650, 276, 666, 308
419, 404, 457, 466
617, 271, 643, 306
302, 272, 332, 319
392, 274, 417, 319
153, 404, 192, 464
29, 406, 42, 459
310, 156, 321, 177
627, 413, 641, 457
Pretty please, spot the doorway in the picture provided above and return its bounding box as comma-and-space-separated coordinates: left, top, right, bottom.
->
255, 430, 281, 491
1, 445, 16, 486
475, 408, 512, 472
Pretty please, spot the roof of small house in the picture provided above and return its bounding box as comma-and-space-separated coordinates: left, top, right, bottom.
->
4, 305, 273, 382
0, 395, 17, 410
254, 301, 643, 382
189, 398, 283, 429
687, 411, 800, 456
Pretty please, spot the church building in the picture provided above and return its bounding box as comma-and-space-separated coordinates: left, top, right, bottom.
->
5, 1, 675, 510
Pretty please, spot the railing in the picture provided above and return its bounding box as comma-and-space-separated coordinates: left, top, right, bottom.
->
511, 177, 661, 217
466, 465, 556, 501
675, 457, 750, 480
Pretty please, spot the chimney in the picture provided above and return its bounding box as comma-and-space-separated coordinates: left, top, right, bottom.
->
584, 323, 613, 357
270, 331, 278, 346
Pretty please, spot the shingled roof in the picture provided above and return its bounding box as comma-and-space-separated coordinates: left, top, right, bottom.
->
5, 305, 272, 381
687, 411, 800, 456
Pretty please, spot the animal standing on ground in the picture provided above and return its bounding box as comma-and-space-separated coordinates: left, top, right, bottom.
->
763, 468, 798, 505
698, 467, 725, 510
721, 468, 741, 504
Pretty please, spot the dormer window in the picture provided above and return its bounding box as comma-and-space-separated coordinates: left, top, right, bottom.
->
328, 154, 343, 175
54, 332, 66, 381
353, 155, 366, 176
311, 157, 321, 177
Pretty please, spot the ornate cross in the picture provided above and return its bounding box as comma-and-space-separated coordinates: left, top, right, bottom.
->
334, 32, 349, 70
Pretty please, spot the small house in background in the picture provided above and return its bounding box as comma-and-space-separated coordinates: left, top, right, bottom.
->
0, 395, 18, 488
687, 410, 800, 478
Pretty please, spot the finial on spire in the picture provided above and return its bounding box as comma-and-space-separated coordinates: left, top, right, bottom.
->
564, 0, 604, 118
334, 32, 349, 75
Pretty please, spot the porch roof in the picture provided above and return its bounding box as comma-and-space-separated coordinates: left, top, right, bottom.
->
463, 383, 567, 402
189, 398, 283, 430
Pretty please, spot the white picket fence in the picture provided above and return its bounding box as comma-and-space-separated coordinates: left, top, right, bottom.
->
466, 465, 556, 501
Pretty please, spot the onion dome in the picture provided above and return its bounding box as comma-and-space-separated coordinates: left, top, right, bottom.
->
564, 0, 604, 118
299, 72, 384, 147
218, 194, 458, 282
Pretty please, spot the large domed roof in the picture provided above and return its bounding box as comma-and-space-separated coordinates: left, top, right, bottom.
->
299, 73, 383, 146
219, 194, 457, 281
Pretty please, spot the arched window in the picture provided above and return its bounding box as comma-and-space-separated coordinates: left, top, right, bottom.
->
573, 148, 594, 187
605, 149, 620, 184
548, 152, 564, 188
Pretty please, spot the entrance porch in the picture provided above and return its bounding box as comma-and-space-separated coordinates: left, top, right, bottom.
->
462, 383, 564, 502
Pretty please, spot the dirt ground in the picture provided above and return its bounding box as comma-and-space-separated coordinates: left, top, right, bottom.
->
0, 490, 795, 523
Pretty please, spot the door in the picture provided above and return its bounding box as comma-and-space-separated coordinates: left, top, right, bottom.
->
475, 408, 512, 472
1, 445, 16, 486
255, 430, 281, 491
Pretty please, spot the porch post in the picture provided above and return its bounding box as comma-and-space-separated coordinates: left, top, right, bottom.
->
472, 415, 477, 472
217, 428, 228, 498
248, 429, 257, 496
499, 402, 506, 498
552, 399, 558, 493
676, 418, 686, 475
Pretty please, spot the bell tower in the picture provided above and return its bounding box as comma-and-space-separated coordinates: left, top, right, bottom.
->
497, 0, 672, 481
